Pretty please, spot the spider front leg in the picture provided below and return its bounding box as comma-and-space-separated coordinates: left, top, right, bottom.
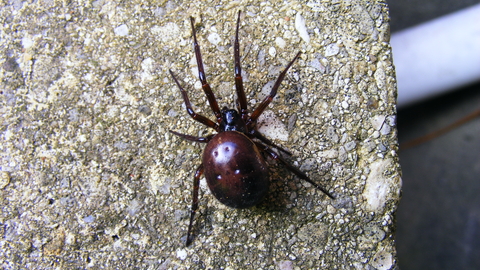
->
169, 70, 219, 131
247, 51, 302, 129
190, 17, 222, 124
234, 10, 248, 121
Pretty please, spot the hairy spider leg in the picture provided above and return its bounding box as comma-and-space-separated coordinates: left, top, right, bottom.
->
255, 142, 335, 199
249, 129, 292, 155
186, 163, 204, 246
247, 51, 302, 129
168, 130, 214, 143
234, 10, 249, 121
169, 69, 219, 131
190, 17, 223, 124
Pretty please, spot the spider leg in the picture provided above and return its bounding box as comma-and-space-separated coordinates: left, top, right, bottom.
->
169, 70, 219, 131
247, 51, 301, 129
249, 129, 292, 155
190, 17, 223, 124
255, 142, 335, 199
169, 130, 214, 143
234, 10, 248, 121
186, 163, 204, 246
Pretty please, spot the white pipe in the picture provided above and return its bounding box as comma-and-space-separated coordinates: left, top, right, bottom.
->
391, 4, 480, 108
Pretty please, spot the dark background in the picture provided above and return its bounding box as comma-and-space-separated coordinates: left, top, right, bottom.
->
387, 1, 480, 269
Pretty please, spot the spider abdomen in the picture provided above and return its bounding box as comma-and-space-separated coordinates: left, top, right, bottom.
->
203, 131, 269, 208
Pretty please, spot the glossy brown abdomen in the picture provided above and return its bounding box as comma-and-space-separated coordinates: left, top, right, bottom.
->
202, 131, 269, 208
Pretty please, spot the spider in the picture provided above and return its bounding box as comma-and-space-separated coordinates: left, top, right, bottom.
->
168, 11, 334, 246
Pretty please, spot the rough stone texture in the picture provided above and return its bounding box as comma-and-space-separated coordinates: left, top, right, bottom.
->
0, 0, 401, 269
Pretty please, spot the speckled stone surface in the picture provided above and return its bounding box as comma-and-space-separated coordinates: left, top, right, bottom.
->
0, 0, 401, 269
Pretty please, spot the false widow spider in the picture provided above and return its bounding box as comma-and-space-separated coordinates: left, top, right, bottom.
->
168, 11, 334, 246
